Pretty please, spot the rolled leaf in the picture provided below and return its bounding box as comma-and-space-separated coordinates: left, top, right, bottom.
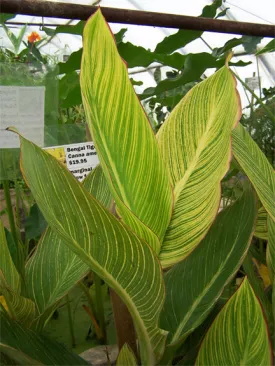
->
0, 220, 20, 292
80, 9, 173, 253
0, 311, 89, 365
160, 188, 257, 346
196, 278, 272, 366
18, 135, 167, 365
117, 344, 137, 366
157, 60, 241, 267
232, 123, 275, 221
83, 165, 113, 209
255, 206, 268, 240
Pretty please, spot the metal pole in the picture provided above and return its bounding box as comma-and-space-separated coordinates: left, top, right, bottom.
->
1, 0, 275, 37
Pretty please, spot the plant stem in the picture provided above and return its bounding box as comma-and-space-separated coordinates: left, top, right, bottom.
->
66, 294, 76, 348
78, 280, 103, 341
232, 71, 275, 126
93, 272, 107, 343
110, 289, 138, 359
2, 180, 18, 247
158, 342, 181, 366
243, 252, 274, 335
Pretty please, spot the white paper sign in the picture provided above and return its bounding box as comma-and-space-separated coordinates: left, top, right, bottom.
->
65, 142, 99, 181
0, 86, 45, 148
44, 141, 99, 182
245, 77, 260, 90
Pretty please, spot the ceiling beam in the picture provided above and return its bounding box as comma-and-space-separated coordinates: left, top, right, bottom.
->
1, 0, 275, 37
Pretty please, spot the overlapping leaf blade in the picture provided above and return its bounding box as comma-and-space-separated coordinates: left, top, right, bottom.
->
232, 123, 275, 221
80, 9, 173, 253
157, 62, 241, 267
18, 135, 167, 365
160, 188, 257, 346
0, 311, 89, 365
25, 165, 112, 325
25, 166, 112, 328
196, 278, 272, 365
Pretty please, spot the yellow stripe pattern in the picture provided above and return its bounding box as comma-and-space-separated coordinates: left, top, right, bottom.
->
19, 135, 167, 365
157, 65, 240, 267
80, 9, 173, 253
232, 124, 275, 221
117, 344, 137, 366
160, 188, 257, 346
255, 206, 268, 240
196, 277, 272, 366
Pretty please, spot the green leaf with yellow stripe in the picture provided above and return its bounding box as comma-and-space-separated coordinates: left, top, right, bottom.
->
25, 165, 112, 328
0, 220, 20, 293
18, 134, 167, 365
267, 217, 275, 290
232, 123, 275, 221
25, 227, 89, 320
25, 166, 113, 329
117, 344, 137, 366
0, 311, 89, 365
255, 206, 268, 240
157, 60, 241, 267
196, 277, 272, 366
83, 165, 113, 210
80, 9, 173, 254
160, 187, 257, 347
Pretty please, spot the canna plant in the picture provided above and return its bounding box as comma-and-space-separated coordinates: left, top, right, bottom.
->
1, 8, 274, 365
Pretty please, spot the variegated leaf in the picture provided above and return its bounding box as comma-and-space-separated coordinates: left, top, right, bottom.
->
267, 216, 275, 288
157, 60, 241, 267
255, 206, 268, 240
117, 344, 137, 366
0, 311, 89, 365
25, 165, 113, 329
18, 134, 167, 365
160, 187, 257, 347
196, 278, 272, 365
80, 9, 173, 253
83, 165, 113, 210
0, 220, 20, 292
0, 273, 36, 326
25, 228, 89, 318
232, 123, 275, 221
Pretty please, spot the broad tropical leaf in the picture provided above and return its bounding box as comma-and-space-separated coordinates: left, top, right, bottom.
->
25, 166, 114, 327
157, 58, 241, 267
0, 220, 20, 292
232, 123, 275, 221
18, 134, 167, 365
255, 206, 268, 240
83, 165, 113, 209
267, 216, 275, 284
80, 9, 173, 253
117, 344, 137, 366
0, 311, 89, 365
0, 273, 36, 326
196, 278, 272, 365
160, 188, 257, 346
